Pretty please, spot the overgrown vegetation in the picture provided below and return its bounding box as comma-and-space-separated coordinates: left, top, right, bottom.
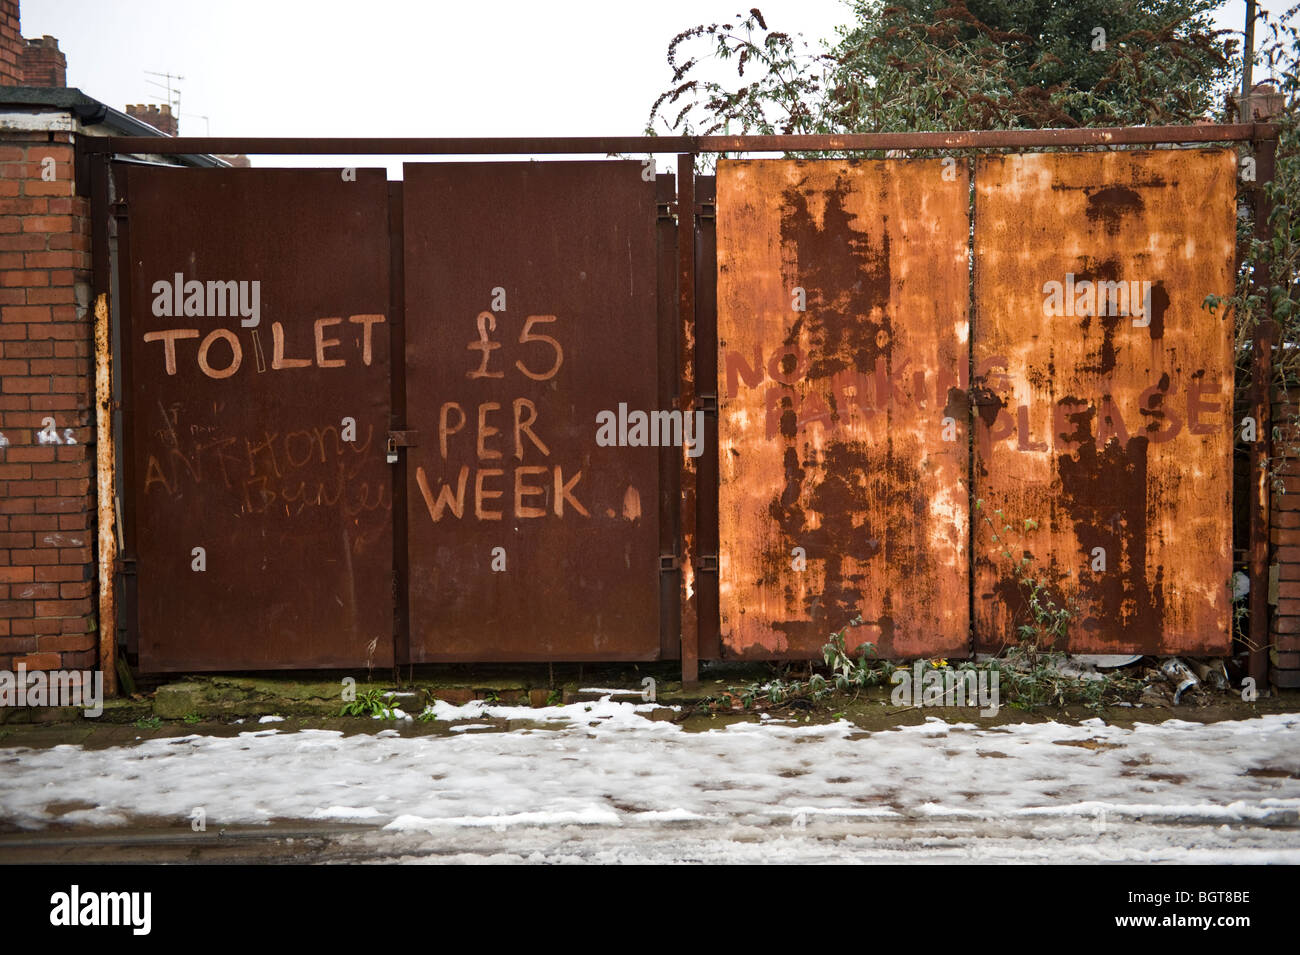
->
992, 644, 1144, 709
339, 688, 401, 720
710, 617, 1143, 716
1213, 5, 1300, 475
649, 1, 1234, 149
714, 615, 891, 709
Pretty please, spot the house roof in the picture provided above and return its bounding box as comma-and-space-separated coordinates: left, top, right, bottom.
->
0, 85, 227, 167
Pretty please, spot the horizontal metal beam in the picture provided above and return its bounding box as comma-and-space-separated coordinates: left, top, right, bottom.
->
86, 124, 1276, 157
702, 124, 1274, 151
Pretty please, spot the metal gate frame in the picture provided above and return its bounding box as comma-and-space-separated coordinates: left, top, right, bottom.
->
82, 123, 1279, 686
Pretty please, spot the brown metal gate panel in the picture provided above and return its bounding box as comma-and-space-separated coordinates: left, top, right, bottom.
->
402, 162, 661, 661
972, 149, 1237, 654
716, 159, 971, 659
123, 167, 394, 671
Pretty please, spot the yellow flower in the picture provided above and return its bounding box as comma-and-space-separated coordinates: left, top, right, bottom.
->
931, 658, 949, 668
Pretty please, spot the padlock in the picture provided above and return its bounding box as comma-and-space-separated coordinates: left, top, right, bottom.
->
386, 437, 398, 464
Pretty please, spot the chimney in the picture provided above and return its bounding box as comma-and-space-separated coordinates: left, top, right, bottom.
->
1236, 82, 1285, 123
125, 103, 178, 136
0, 0, 22, 85
20, 34, 64, 87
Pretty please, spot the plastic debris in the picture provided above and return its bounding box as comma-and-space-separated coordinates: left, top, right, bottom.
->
1073, 654, 1143, 670
1160, 658, 1200, 704
1188, 658, 1229, 692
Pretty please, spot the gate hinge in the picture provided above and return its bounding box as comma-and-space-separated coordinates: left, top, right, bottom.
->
659, 553, 680, 572
114, 557, 137, 575
388, 430, 418, 447
697, 554, 719, 573
695, 201, 715, 221
110, 198, 127, 216
696, 393, 717, 415
657, 201, 678, 222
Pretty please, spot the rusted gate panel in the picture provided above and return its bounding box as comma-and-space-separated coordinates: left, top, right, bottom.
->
402, 161, 662, 661
972, 149, 1236, 654
716, 159, 971, 659
122, 166, 394, 671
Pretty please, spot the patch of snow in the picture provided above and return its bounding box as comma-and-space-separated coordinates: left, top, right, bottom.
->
424, 696, 671, 725
2, 712, 1297, 862
578, 687, 641, 695
385, 806, 621, 830
59, 808, 129, 827
635, 808, 711, 822
309, 805, 383, 821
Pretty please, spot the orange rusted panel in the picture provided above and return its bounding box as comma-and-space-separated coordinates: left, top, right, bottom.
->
972, 149, 1237, 655
716, 159, 971, 659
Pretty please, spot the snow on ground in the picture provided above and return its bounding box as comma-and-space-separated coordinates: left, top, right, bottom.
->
1, 702, 1298, 862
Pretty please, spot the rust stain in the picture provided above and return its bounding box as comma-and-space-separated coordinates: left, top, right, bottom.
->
622, 484, 641, 521
716, 159, 970, 659
973, 149, 1236, 655
94, 292, 118, 695
1084, 185, 1144, 234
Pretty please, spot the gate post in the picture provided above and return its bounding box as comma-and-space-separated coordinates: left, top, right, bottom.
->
677, 153, 699, 685
89, 152, 117, 696
1248, 129, 1277, 690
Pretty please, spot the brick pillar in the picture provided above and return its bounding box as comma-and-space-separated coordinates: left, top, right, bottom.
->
20, 35, 65, 87
0, 0, 21, 86
0, 127, 97, 675
1270, 391, 1300, 689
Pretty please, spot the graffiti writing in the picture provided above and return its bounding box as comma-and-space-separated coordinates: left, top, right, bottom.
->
415, 312, 586, 522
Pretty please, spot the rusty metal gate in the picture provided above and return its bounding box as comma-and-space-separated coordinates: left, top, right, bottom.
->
971, 149, 1237, 655
117, 160, 677, 670
714, 159, 970, 660
98, 127, 1259, 674
119, 166, 394, 671
400, 161, 667, 661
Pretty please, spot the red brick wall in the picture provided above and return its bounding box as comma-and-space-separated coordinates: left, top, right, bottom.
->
125, 104, 177, 137
20, 35, 65, 87
1271, 395, 1300, 687
0, 0, 21, 86
0, 130, 97, 674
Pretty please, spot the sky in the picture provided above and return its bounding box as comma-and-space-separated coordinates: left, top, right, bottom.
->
18, 0, 853, 173
14, 0, 1286, 175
